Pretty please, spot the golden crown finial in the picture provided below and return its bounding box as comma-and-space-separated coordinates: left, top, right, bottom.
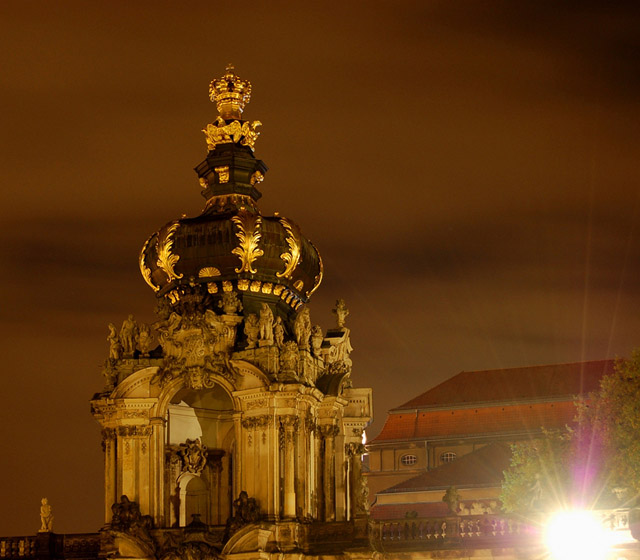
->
209, 64, 252, 120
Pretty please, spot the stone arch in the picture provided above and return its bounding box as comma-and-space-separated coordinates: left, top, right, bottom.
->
161, 379, 240, 527
111, 367, 159, 399
177, 472, 208, 526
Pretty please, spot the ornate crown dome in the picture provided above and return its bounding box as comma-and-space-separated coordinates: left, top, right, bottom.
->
139, 66, 323, 313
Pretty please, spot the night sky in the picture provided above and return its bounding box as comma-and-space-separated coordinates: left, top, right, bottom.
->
1, 1, 639, 536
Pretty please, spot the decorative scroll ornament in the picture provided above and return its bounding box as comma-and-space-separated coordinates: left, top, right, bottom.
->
139, 237, 159, 292
156, 222, 183, 282
202, 117, 262, 151
276, 217, 302, 280
306, 241, 323, 298
231, 210, 264, 274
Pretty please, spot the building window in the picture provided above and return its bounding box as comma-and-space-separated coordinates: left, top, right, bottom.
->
440, 451, 457, 463
400, 454, 417, 466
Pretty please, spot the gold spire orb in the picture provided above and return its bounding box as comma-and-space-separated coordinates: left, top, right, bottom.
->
209, 64, 252, 120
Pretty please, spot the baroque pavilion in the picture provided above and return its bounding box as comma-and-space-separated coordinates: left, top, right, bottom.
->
1, 67, 639, 560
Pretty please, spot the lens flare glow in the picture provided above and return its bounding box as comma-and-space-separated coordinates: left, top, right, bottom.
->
545, 510, 609, 560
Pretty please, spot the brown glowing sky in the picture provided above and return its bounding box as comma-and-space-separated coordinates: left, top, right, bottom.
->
1, 1, 639, 536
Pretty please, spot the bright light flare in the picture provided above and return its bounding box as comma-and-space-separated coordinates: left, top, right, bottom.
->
545, 510, 610, 560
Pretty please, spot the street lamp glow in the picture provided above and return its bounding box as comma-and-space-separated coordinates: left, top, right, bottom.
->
545, 510, 610, 560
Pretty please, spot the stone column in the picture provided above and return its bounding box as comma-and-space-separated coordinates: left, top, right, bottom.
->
281, 416, 299, 518
102, 428, 117, 523
321, 424, 339, 521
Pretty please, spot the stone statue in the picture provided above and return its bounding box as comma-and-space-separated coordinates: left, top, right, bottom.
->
136, 323, 153, 356
107, 323, 122, 360
310, 324, 323, 357
178, 438, 208, 474
110, 495, 154, 547
293, 306, 311, 350
110, 495, 153, 532
219, 291, 243, 315
244, 314, 259, 349
333, 329, 353, 367
154, 311, 182, 357
258, 303, 274, 345
273, 316, 285, 348
39, 498, 53, 532
224, 491, 259, 540
120, 315, 138, 356
333, 298, 349, 328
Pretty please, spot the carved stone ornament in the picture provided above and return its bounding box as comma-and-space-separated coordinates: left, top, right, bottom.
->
161, 541, 220, 560
102, 359, 119, 390
151, 308, 238, 388
218, 291, 243, 315
241, 415, 270, 430
355, 475, 370, 515
136, 323, 153, 356
310, 324, 323, 357
345, 442, 366, 457
279, 341, 299, 380
319, 424, 340, 439
244, 313, 259, 349
117, 426, 153, 437
178, 438, 208, 474
293, 306, 312, 350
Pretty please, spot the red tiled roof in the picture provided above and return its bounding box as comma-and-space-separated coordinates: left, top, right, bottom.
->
373, 400, 576, 441
382, 442, 511, 493
396, 360, 613, 410
371, 360, 614, 443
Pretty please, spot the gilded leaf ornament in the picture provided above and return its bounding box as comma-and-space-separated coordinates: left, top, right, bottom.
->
199, 267, 221, 277
231, 210, 264, 274
156, 222, 184, 282
276, 217, 302, 280
306, 242, 323, 298
139, 237, 160, 292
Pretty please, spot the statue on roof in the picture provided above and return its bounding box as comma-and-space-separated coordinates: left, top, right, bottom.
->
120, 315, 138, 356
39, 498, 53, 532
293, 307, 311, 350
107, 323, 122, 360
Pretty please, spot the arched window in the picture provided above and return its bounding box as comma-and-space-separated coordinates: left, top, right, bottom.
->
440, 451, 457, 463
400, 454, 417, 466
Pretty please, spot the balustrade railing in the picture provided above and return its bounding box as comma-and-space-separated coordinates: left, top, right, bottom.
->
373, 514, 537, 549
0, 537, 37, 558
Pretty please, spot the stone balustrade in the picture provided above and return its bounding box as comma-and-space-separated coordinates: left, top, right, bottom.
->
0, 533, 100, 560
372, 514, 539, 550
